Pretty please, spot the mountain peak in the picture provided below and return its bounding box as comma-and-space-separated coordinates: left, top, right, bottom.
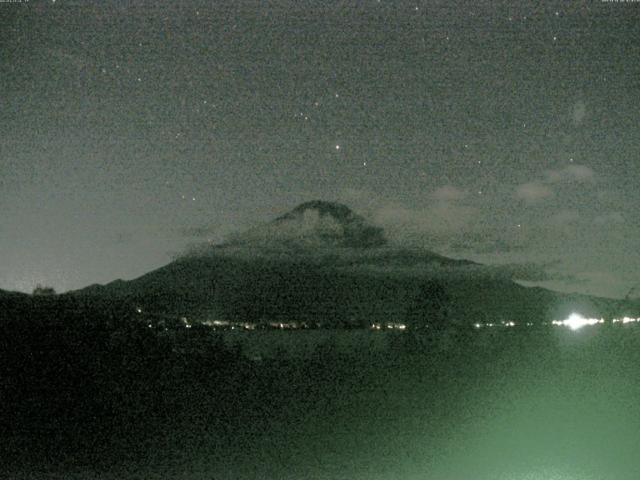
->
278, 200, 356, 223
228, 200, 387, 249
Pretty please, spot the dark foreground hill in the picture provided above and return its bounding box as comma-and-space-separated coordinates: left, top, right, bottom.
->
69, 201, 636, 327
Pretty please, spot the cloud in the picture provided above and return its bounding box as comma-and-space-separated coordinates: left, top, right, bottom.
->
179, 224, 219, 238
572, 100, 587, 125
490, 261, 576, 282
227, 208, 345, 245
546, 209, 581, 227
485, 261, 574, 282
515, 182, 554, 203
430, 186, 467, 201
333, 186, 478, 245
373, 202, 477, 240
545, 165, 595, 183
448, 233, 528, 254
593, 212, 624, 226
220, 202, 388, 249
516, 164, 596, 205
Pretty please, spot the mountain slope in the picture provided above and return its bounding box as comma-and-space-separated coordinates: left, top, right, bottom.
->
71, 201, 636, 327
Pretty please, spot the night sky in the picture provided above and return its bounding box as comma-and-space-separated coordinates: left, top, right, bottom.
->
1, 0, 639, 297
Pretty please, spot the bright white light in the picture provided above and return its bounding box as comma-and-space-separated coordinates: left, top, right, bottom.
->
554, 313, 602, 330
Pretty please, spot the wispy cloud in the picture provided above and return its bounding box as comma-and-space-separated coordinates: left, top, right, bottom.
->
546, 209, 581, 227
515, 164, 596, 205
373, 202, 478, 240
593, 211, 624, 226
430, 185, 467, 201
448, 232, 528, 255
545, 165, 595, 183
179, 225, 219, 238
515, 182, 555, 203
489, 261, 576, 282
572, 100, 587, 125
334, 185, 477, 243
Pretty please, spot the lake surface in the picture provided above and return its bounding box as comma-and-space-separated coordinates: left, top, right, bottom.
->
6, 325, 640, 479
212, 326, 640, 480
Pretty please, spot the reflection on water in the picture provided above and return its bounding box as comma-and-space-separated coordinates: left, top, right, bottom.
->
169, 328, 640, 479
6, 324, 640, 479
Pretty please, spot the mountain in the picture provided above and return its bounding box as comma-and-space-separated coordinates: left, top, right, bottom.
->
225, 200, 387, 249
70, 201, 636, 328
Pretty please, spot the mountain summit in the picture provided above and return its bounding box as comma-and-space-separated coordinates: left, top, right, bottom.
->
228, 200, 387, 248
276, 200, 362, 223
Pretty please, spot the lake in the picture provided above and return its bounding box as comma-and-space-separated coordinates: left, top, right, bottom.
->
5, 323, 640, 479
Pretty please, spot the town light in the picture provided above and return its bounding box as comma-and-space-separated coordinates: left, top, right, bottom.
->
552, 313, 602, 330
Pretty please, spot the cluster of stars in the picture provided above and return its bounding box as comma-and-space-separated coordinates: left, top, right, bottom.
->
291, 92, 371, 166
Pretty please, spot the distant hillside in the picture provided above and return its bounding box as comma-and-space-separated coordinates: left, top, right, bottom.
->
0, 289, 28, 298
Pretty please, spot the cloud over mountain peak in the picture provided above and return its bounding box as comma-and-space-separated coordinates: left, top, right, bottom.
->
227, 200, 387, 249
